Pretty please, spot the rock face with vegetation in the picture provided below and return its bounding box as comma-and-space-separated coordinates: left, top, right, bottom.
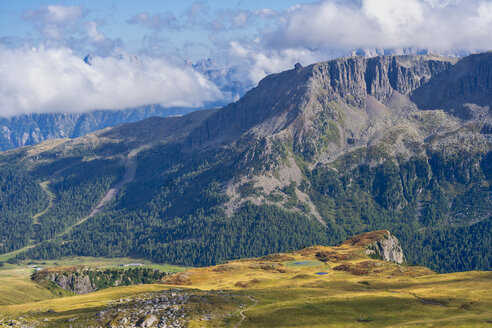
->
343, 230, 406, 264
0, 53, 491, 273
32, 266, 167, 294
42, 270, 95, 295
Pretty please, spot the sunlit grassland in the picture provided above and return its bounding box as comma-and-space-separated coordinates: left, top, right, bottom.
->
0, 284, 172, 315
240, 271, 492, 327
0, 256, 187, 307
2, 270, 490, 327
0, 244, 491, 327
158, 244, 492, 327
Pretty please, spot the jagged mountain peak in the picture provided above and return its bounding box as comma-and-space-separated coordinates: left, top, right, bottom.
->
186, 54, 457, 152
83, 54, 94, 65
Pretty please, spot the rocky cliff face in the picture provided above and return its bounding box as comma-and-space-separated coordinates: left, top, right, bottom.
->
411, 51, 492, 119
31, 266, 167, 295
187, 55, 456, 150
45, 272, 95, 294
342, 230, 406, 264
369, 233, 406, 264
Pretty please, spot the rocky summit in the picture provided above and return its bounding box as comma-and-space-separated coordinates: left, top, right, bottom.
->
0, 53, 490, 274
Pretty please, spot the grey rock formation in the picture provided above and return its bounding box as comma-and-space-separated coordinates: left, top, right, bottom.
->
411, 51, 492, 118
137, 314, 158, 327
46, 272, 95, 294
187, 54, 457, 150
365, 232, 406, 264
342, 231, 406, 264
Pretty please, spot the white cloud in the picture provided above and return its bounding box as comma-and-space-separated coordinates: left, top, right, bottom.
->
23, 5, 84, 24
268, 0, 492, 52
228, 41, 325, 84
23, 5, 85, 40
362, 0, 424, 34
423, 0, 461, 8
22, 5, 121, 56
87, 21, 106, 43
232, 11, 249, 27
253, 8, 279, 19
0, 46, 224, 117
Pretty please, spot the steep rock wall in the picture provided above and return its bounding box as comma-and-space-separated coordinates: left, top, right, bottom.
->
342, 230, 406, 264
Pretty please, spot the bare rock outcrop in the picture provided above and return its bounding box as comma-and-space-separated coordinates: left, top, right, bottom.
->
343, 230, 406, 264
187, 54, 455, 150
137, 314, 158, 328
45, 272, 95, 294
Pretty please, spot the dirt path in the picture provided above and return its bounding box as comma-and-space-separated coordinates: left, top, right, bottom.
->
28, 181, 56, 245
234, 297, 258, 328
67, 145, 148, 231
32, 181, 55, 224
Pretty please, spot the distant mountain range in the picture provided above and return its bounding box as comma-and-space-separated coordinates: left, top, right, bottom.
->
0, 106, 196, 151
186, 57, 249, 101
0, 55, 250, 152
1, 52, 490, 273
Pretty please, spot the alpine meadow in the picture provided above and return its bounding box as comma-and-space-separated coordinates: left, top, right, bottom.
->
0, 1, 491, 327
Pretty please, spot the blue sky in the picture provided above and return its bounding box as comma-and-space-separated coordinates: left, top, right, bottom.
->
0, 0, 491, 116
0, 0, 313, 59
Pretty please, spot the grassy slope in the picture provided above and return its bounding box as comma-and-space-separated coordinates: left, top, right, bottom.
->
0, 284, 170, 314
0, 263, 71, 306
0, 257, 186, 307
159, 243, 492, 327
242, 272, 492, 328
1, 239, 490, 327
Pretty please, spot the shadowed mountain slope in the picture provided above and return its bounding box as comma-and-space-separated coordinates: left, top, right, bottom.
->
0, 53, 490, 273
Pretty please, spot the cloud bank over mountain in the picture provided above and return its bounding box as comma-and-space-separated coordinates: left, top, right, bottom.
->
1, 0, 492, 116
0, 46, 223, 117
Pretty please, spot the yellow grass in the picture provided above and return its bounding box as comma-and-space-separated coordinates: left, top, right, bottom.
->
1, 241, 491, 327
158, 244, 492, 327
0, 284, 171, 315
0, 257, 187, 308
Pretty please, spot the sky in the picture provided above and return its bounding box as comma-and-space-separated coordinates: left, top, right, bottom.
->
1, 0, 492, 116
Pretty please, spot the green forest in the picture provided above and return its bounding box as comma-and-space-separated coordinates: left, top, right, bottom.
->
0, 133, 490, 273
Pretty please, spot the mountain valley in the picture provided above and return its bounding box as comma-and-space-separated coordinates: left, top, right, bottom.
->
0, 52, 490, 274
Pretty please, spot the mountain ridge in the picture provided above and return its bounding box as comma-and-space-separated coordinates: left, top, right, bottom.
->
0, 106, 198, 151
0, 52, 490, 273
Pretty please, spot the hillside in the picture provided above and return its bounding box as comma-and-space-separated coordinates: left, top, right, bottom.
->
0, 53, 490, 273
0, 232, 491, 327
0, 106, 195, 151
